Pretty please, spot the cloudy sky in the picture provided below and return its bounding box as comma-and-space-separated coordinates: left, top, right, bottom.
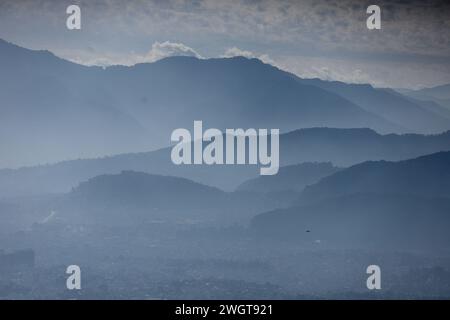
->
0, 0, 449, 88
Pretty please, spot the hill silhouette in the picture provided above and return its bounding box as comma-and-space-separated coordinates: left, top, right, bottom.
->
1, 128, 450, 197
297, 151, 450, 205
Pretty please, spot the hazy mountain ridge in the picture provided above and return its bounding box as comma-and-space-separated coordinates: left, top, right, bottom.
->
397, 84, 450, 111
2, 128, 450, 197
236, 162, 342, 193
98, 56, 401, 134
62, 170, 227, 224
296, 78, 450, 133
297, 151, 450, 205
25, 170, 298, 227
3, 38, 447, 168
0, 39, 149, 168
408, 84, 450, 101
251, 151, 450, 249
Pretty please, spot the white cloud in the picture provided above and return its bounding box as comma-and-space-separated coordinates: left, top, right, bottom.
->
222, 47, 275, 65
144, 41, 203, 62
222, 47, 255, 59
62, 41, 203, 67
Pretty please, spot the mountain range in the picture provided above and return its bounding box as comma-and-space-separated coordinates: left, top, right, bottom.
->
2, 38, 450, 168
1, 128, 450, 197
2, 37, 450, 251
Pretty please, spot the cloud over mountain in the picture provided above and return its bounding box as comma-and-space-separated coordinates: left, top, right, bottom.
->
2, 0, 449, 87
222, 47, 274, 65
145, 41, 203, 62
